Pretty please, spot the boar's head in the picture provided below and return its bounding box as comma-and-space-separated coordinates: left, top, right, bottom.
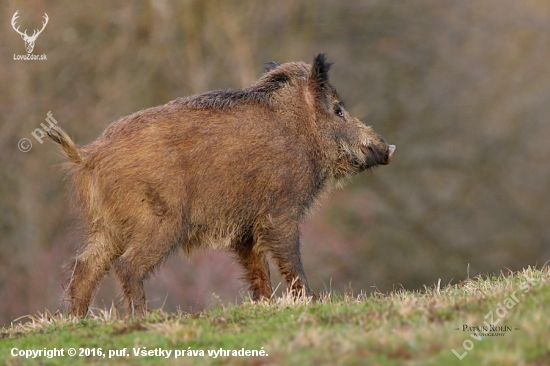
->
306, 54, 395, 181
261, 54, 395, 183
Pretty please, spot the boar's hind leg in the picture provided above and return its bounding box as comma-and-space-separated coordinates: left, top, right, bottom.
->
235, 242, 272, 301
112, 222, 181, 316
68, 231, 120, 317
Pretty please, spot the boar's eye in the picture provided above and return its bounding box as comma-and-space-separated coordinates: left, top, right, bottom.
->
334, 105, 344, 118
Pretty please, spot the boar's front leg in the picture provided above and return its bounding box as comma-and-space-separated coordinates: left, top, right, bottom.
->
256, 218, 314, 299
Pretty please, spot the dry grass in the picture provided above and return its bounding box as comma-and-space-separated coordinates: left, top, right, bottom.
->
1, 266, 549, 365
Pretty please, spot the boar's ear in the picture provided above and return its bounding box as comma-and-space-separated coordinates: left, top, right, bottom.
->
263, 61, 281, 73
309, 53, 334, 94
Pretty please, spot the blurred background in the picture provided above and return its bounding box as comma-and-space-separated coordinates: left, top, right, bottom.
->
1, 0, 550, 326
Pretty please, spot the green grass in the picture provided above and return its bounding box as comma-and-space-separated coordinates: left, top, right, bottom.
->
1, 266, 549, 365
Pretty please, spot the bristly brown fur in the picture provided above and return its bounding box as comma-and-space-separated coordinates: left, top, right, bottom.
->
177, 89, 269, 110
47, 53, 393, 317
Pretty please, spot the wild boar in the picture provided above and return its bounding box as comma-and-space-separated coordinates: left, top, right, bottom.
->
47, 53, 395, 316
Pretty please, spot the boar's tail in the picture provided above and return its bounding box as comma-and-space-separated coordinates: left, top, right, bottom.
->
46, 125, 82, 164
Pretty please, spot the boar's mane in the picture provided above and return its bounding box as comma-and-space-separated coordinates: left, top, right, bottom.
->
176, 58, 322, 111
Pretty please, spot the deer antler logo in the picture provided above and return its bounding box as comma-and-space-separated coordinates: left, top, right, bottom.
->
11, 11, 49, 54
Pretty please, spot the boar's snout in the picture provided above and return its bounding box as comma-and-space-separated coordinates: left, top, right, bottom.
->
359, 132, 395, 170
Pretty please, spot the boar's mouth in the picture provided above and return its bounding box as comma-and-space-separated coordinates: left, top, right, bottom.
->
337, 143, 395, 178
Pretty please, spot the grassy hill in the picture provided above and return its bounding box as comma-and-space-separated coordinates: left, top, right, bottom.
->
1, 266, 549, 365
